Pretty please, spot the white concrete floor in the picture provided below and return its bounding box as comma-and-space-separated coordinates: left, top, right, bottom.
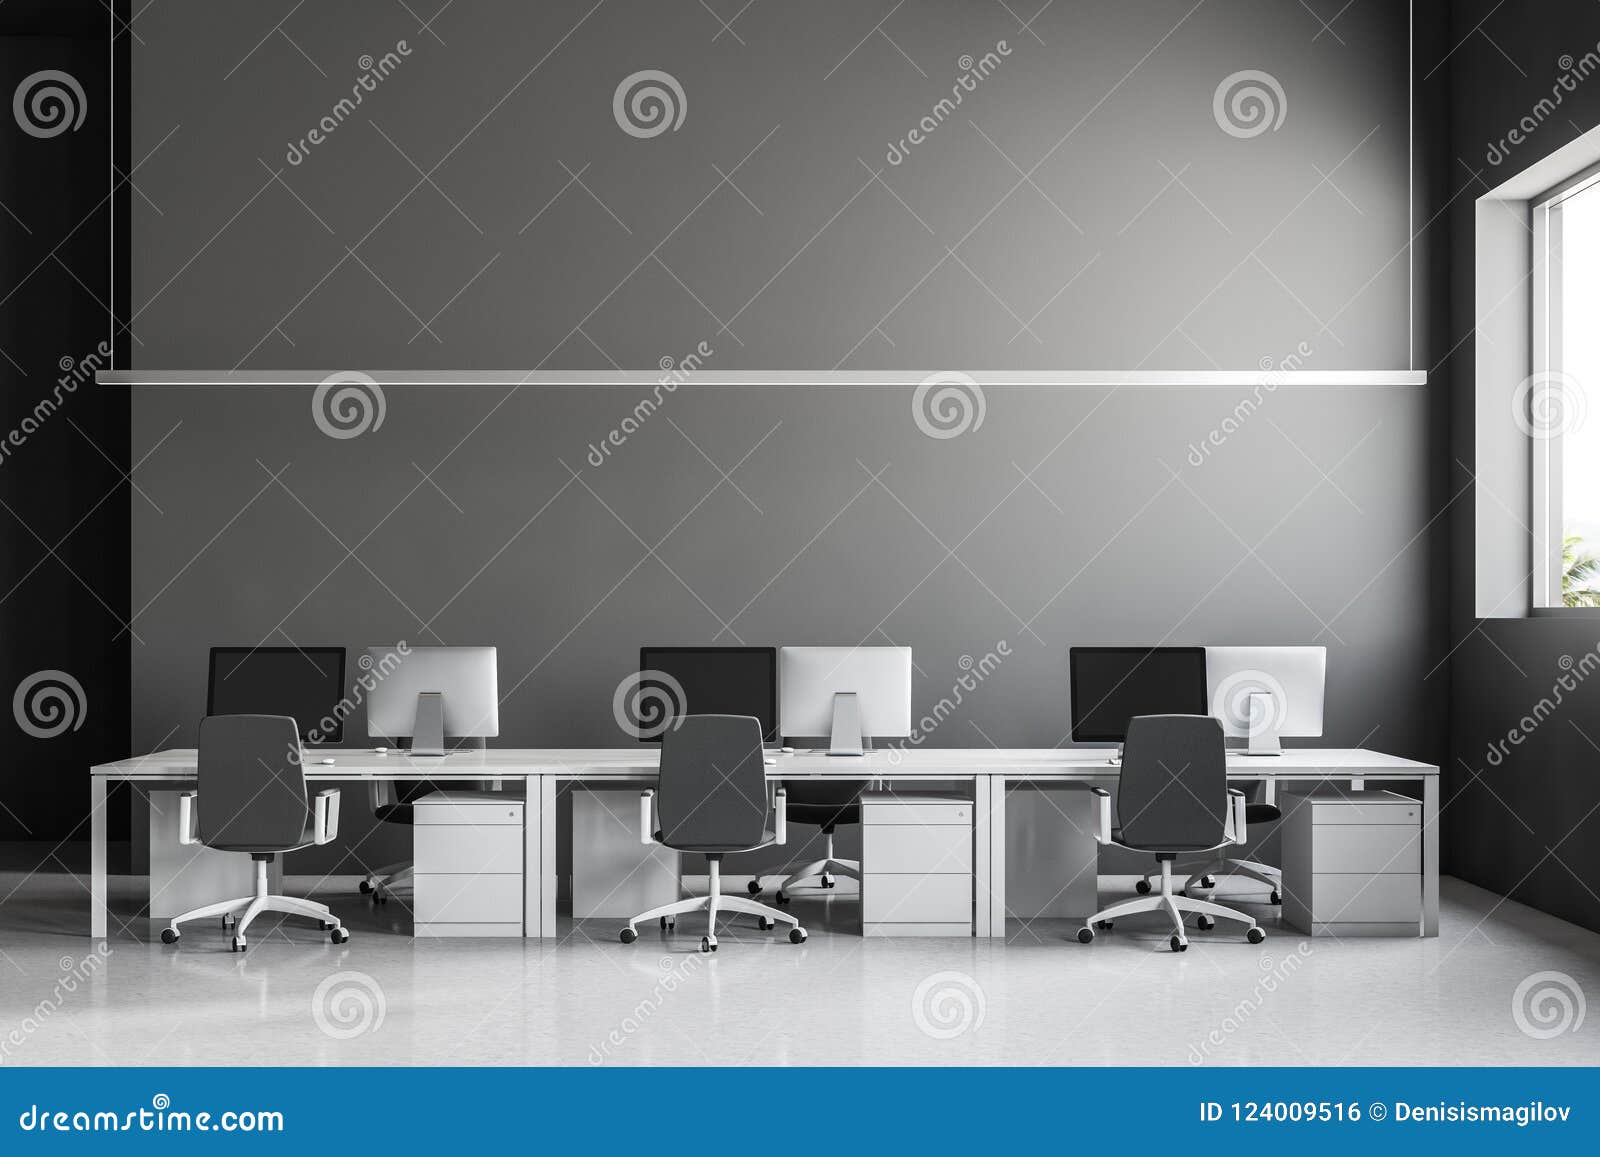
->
2, 866, 1597, 1066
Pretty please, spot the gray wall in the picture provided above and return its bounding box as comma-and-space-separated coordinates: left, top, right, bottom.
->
124, 1, 1437, 873
129, 0, 1410, 370
1437, 0, 1600, 934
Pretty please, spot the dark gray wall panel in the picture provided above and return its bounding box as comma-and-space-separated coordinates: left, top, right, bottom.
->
129, 0, 1411, 370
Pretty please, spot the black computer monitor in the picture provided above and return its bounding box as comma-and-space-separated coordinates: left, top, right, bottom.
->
637, 646, 778, 744
207, 647, 348, 744
1069, 646, 1208, 743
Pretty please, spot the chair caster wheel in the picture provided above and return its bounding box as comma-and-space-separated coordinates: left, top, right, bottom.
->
774, 891, 789, 906
1170, 935, 1188, 953
700, 936, 717, 953
1270, 889, 1282, 905
789, 928, 807, 944
659, 916, 674, 930
221, 914, 234, 928
359, 880, 373, 894
1201, 875, 1216, 889
1196, 915, 1215, 931
1076, 927, 1095, 944
746, 880, 762, 895
821, 875, 835, 889
161, 928, 179, 945
230, 936, 246, 953
620, 927, 637, 944
330, 927, 349, 944
757, 917, 774, 930
1134, 879, 1151, 895
1096, 920, 1113, 930
375, 893, 388, 905
1246, 926, 1266, 945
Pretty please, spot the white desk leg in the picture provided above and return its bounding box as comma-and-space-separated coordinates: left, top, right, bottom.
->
973, 775, 990, 937
540, 777, 558, 938
1350, 778, 1365, 791
985, 774, 998, 934
90, 775, 107, 940
1422, 774, 1439, 937
524, 776, 540, 937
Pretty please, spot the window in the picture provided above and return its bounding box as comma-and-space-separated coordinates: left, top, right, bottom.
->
1533, 169, 1600, 608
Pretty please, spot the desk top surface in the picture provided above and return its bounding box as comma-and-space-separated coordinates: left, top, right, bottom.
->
93, 746, 1438, 778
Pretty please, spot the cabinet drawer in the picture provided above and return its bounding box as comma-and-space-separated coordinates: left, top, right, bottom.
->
413, 873, 523, 923
863, 824, 971, 874
862, 874, 970, 923
1301, 799, 1420, 825
414, 824, 523, 875
860, 801, 971, 826
1310, 825, 1418, 874
414, 799, 524, 826
1291, 873, 1419, 924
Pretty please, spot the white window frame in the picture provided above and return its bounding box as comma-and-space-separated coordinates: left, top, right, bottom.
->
1531, 162, 1600, 610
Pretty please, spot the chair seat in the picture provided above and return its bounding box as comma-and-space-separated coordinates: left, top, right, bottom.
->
1245, 802, 1282, 823
207, 821, 316, 856
1110, 828, 1232, 854
656, 829, 778, 854
787, 802, 861, 829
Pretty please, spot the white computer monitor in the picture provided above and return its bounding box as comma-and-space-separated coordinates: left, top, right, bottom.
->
1205, 645, 1325, 756
366, 646, 499, 756
779, 646, 912, 756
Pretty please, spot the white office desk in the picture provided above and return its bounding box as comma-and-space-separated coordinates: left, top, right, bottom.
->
88, 747, 1439, 940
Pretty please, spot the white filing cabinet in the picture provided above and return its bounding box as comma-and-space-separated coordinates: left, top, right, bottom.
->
860, 791, 973, 936
413, 791, 524, 938
1281, 789, 1421, 936
572, 789, 681, 917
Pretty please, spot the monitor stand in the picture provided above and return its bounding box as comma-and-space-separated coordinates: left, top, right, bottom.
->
827, 691, 867, 757
410, 691, 446, 757
1241, 690, 1283, 757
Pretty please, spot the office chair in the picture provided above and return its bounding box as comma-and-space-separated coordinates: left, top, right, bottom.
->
747, 780, 862, 903
1137, 781, 1283, 903
619, 714, 807, 952
1079, 714, 1266, 953
160, 714, 348, 952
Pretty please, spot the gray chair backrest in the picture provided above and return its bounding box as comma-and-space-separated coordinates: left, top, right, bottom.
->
657, 715, 768, 849
198, 714, 309, 851
1116, 714, 1227, 850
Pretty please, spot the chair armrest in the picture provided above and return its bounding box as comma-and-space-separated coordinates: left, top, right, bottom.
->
367, 780, 397, 811
774, 788, 787, 845
176, 791, 199, 846
640, 790, 655, 845
1226, 788, 1247, 844
1091, 787, 1113, 845
313, 789, 341, 844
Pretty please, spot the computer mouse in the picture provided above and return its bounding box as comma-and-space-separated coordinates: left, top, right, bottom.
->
373, 747, 388, 754
764, 757, 777, 766
780, 746, 795, 754
317, 758, 335, 765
